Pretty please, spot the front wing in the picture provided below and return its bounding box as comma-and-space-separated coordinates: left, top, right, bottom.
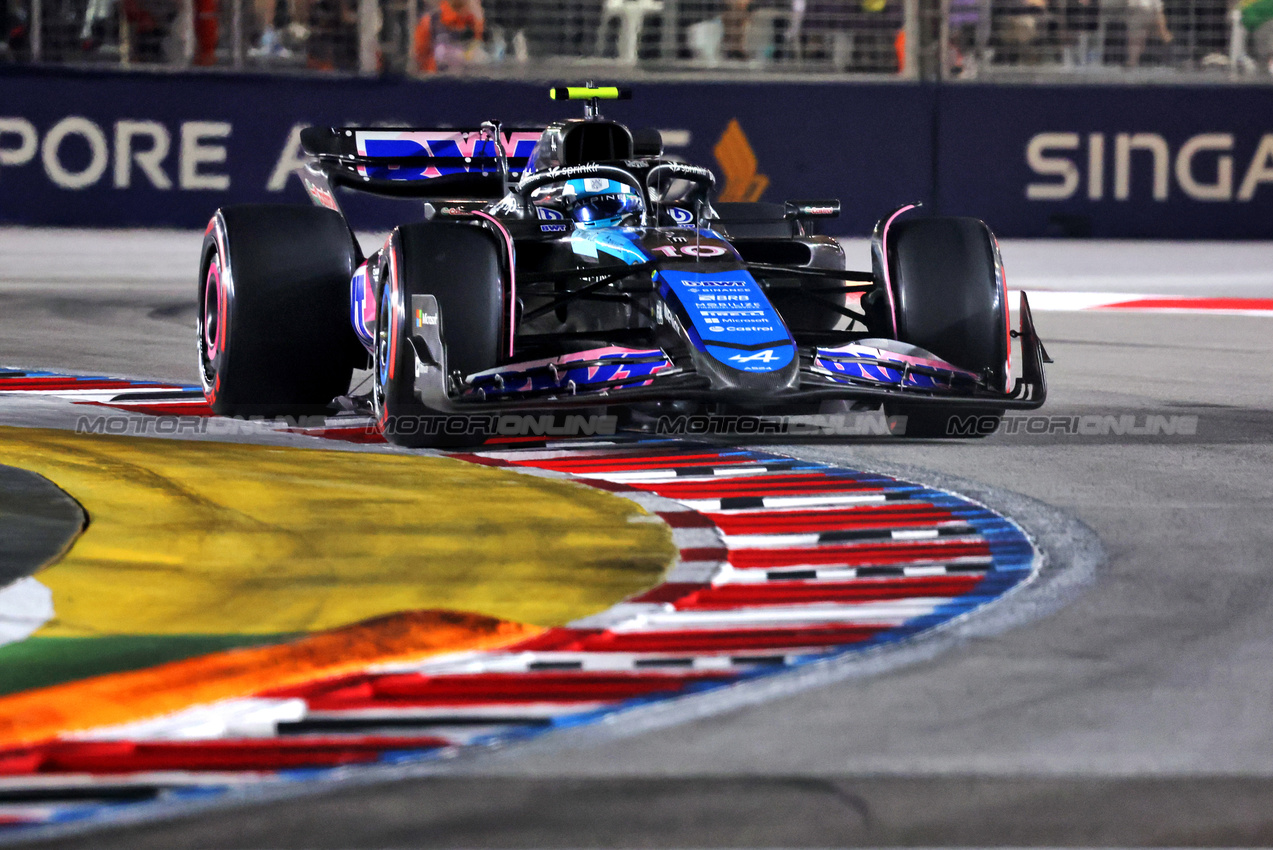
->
407, 293, 1049, 414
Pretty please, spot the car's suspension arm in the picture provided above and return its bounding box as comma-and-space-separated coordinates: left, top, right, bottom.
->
519, 261, 658, 322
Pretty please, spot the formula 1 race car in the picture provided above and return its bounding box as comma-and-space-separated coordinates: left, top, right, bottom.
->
197, 86, 1048, 447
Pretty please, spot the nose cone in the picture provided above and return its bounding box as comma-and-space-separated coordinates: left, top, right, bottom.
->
657, 268, 799, 394
692, 341, 801, 393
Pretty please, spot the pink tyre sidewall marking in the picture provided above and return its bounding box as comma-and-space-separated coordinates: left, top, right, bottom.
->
204, 257, 224, 355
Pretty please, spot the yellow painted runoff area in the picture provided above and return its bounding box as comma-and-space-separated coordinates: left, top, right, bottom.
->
0, 427, 673, 636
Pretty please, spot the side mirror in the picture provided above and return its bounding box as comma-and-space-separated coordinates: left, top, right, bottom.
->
632, 128, 664, 157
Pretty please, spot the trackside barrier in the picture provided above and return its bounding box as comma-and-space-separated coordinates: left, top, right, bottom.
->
1, 67, 1272, 237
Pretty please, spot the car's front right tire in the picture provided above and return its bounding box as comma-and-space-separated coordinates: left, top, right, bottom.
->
198, 204, 361, 418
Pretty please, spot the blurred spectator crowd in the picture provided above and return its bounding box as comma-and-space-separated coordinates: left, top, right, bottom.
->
952, 0, 1273, 72
0, 0, 1270, 74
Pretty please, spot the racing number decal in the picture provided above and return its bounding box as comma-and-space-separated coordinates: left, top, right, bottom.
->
650, 244, 728, 259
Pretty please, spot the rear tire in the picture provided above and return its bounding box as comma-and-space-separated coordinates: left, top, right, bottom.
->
881, 216, 1009, 439
374, 222, 504, 448
198, 205, 360, 417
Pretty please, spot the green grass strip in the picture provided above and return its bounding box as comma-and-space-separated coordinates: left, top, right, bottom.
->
0, 634, 297, 697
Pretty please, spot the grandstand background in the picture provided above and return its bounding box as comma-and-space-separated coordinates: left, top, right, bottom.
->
2, 0, 1271, 78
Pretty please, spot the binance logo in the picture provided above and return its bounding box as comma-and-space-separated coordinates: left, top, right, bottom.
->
713, 119, 769, 203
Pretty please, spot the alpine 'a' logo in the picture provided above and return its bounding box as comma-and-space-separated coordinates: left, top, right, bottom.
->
730, 349, 780, 364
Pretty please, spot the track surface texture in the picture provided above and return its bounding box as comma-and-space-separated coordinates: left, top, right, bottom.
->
3, 229, 1273, 846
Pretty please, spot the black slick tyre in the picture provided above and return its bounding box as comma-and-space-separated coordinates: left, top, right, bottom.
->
198, 205, 360, 417
881, 216, 1010, 439
374, 222, 504, 448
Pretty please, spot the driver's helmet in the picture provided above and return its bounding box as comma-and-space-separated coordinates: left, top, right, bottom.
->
562, 177, 643, 229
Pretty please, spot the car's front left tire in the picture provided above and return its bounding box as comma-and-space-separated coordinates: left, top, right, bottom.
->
373, 221, 505, 448
879, 215, 1010, 439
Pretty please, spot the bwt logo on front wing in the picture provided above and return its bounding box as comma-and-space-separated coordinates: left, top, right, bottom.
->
1025, 132, 1273, 203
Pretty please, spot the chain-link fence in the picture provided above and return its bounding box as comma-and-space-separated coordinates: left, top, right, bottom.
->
1, 0, 1270, 76
0, 0, 918, 73
950, 0, 1273, 76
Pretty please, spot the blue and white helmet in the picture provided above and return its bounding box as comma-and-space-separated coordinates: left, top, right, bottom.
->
562, 178, 643, 229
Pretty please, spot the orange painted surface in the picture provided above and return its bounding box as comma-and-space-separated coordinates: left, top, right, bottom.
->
0, 610, 539, 748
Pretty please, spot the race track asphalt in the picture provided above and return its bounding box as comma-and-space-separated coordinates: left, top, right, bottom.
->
3, 229, 1273, 847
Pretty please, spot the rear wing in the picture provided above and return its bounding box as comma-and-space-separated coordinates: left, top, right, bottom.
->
300, 125, 544, 200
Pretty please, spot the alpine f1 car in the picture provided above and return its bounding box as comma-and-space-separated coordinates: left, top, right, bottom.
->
197, 86, 1048, 447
